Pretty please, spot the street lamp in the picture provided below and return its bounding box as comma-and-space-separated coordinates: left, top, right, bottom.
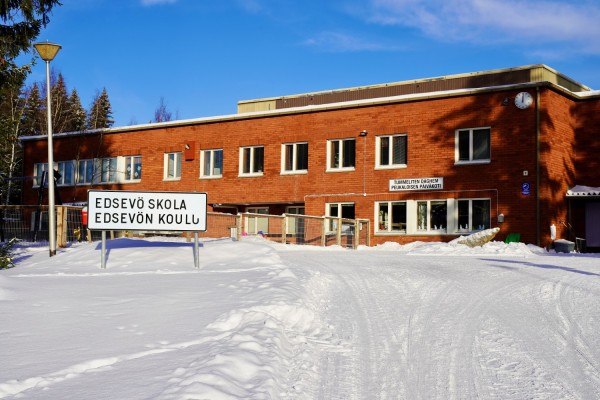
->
34, 41, 61, 257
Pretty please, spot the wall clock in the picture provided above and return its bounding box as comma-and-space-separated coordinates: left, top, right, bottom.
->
515, 92, 533, 109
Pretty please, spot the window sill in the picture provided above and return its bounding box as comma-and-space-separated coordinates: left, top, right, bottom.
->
122, 179, 142, 184
199, 175, 223, 180
163, 177, 182, 182
326, 167, 355, 173
375, 164, 407, 170
238, 172, 264, 178
281, 170, 308, 176
454, 160, 491, 166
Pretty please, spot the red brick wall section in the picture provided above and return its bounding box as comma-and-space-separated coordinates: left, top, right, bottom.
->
22, 88, 597, 246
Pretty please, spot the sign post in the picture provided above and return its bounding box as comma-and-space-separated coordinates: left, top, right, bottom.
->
87, 190, 207, 269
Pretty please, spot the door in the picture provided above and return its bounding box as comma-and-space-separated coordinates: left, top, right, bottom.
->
586, 201, 600, 247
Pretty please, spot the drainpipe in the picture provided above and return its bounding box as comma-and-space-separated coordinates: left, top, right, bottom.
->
536, 87, 541, 246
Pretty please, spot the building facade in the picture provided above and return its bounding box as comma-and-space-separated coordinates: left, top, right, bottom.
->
20, 65, 600, 250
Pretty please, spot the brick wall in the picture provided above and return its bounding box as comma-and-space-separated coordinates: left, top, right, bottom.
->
21, 87, 599, 246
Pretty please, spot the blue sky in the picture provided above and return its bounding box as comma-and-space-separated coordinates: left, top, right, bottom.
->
24, 0, 600, 127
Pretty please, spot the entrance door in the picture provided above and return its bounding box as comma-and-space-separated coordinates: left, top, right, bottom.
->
586, 202, 600, 247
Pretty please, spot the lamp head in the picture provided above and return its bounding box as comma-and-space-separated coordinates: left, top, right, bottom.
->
34, 42, 62, 61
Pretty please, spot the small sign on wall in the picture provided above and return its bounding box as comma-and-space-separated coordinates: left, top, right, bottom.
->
390, 177, 444, 191
521, 182, 531, 196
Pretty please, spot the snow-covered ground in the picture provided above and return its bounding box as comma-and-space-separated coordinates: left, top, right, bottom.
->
1, 237, 599, 399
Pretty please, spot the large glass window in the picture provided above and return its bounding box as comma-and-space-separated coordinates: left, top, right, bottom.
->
456, 127, 490, 163
326, 202, 355, 232
457, 199, 491, 231
282, 142, 308, 174
240, 146, 264, 176
327, 138, 355, 171
33, 163, 48, 187
417, 200, 447, 232
377, 134, 407, 168
376, 201, 407, 233
200, 149, 223, 178
124, 156, 142, 181
56, 161, 75, 186
99, 157, 117, 183
164, 152, 182, 180
77, 159, 95, 185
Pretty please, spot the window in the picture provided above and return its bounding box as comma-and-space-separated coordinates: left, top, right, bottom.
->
124, 156, 142, 181
33, 163, 48, 187
99, 157, 117, 183
56, 161, 75, 186
286, 206, 305, 235
457, 199, 491, 231
327, 138, 355, 171
77, 159, 95, 185
240, 146, 264, 176
164, 152, 182, 180
282, 142, 308, 174
376, 201, 407, 233
456, 127, 490, 163
376, 134, 407, 169
200, 149, 223, 178
417, 200, 447, 232
326, 202, 355, 232
246, 207, 269, 234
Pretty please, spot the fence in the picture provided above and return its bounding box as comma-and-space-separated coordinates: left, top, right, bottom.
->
0, 206, 371, 249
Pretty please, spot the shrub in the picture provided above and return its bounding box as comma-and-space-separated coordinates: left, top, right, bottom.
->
0, 238, 19, 269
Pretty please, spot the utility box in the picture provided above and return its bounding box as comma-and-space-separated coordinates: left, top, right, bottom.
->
554, 239, 575, 253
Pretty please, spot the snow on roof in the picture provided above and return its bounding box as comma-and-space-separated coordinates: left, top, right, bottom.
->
567, 185, 600, 197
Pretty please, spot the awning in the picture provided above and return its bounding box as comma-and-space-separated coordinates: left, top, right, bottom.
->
566, 185, 600, 197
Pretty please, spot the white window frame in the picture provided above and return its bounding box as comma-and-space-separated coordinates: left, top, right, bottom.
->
245, 207, 269, 235
326, 138, 355, 172
200, 149, 223, 179
456, 198, 491, 232
375, 134, 407, 169
123, 155, 142, 182
164, 152, 182, 181
375, 201, 407, 234
239, 146, 264, 177
99, 157, 117, 184
455, 127, 491, 165
77, 159, 95, 185
325, 202, 355, 232
416, 200, 448, 232
33, 163, 48, 187
281, 142, 308, 175
55, 161, 75, 186
285, 206, 305, 235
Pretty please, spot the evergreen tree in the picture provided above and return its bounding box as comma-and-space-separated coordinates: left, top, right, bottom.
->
87, 88, 114, 129
21, 83, 45, 136
66, 89, 87, 132
50, 72, 70, 133
0, 0, 61, 90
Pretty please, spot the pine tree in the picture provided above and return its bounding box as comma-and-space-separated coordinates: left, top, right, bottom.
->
21, 83, 45, 136
50, 73, 70, 133
87, 88, 114, 130
66, 89, 86, 132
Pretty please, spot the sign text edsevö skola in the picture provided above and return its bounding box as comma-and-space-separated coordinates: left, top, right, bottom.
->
87, 190, 207, 231
389, 177, 444, 191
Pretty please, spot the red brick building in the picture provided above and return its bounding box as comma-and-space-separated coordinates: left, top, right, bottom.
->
20, 65, 600, 249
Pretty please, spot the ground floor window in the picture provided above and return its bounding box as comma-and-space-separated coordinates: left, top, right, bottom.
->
376, 201, 407, 233
326, 202, 355, 232
286, 206, 305, 234
245, 207, 269, 234
457, 199, 491, 231
417, 200, 447, 232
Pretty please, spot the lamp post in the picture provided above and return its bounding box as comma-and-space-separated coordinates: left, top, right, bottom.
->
34, 41, 62, 257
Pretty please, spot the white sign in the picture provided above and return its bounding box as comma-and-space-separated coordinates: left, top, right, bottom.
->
87, 190, 207, 231
389, 177, 444, 191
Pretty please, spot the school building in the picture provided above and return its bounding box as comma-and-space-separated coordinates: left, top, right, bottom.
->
19, 64, 600, 250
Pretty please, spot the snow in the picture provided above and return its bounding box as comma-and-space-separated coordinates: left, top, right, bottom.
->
1, 236, 599, 399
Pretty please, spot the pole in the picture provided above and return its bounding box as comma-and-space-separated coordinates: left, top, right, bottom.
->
193, 232, 199, 269
45, 59, 57, 256
101, 230, 106, 269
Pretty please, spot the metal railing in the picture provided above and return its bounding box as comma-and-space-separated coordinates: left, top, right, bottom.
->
1, 206, 371, 249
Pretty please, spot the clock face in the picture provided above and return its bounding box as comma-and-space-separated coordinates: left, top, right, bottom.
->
515, 91, 533, 109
